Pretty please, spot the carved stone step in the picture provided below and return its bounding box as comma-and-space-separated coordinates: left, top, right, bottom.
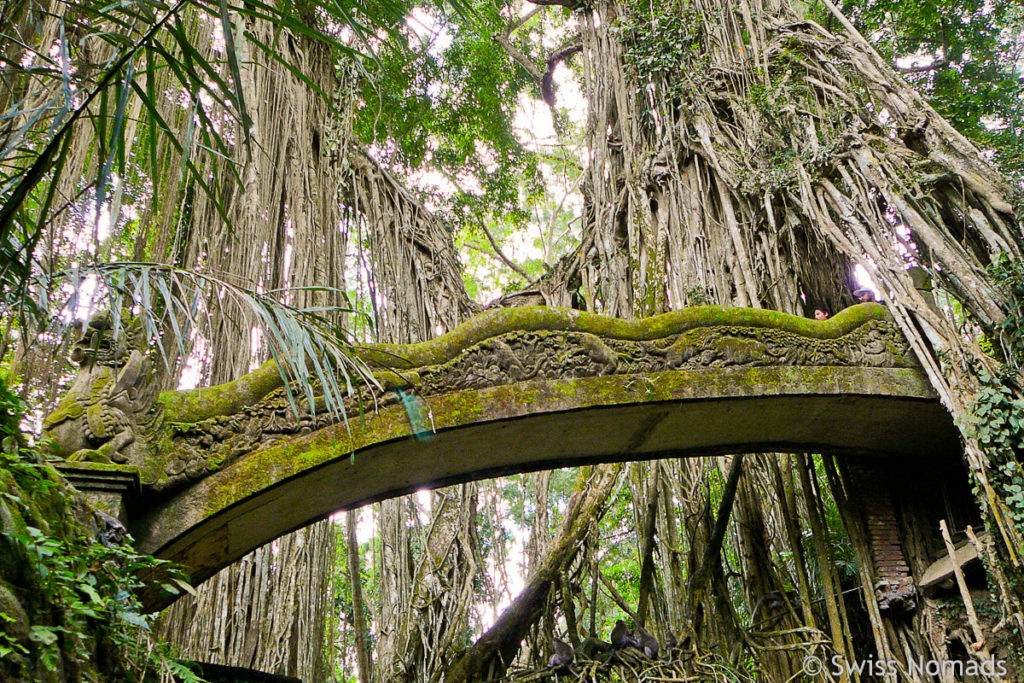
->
56, 463, 140, 524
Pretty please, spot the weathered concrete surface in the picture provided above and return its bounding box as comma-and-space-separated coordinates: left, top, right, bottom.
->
131, 364, 956, 607
920, 532, 988, 590
132, 303, 917, 494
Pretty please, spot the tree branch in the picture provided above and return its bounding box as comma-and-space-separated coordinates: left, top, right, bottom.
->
541, 43, 582, 106
478, 223, 531, 279
599, 572, 639, 622
493, 33, 544, 82
688, 455, 744, 592
506, 5, 543, 35
635, 465, 661, 626
346, 511, 372, 683
443, 466, 621, 683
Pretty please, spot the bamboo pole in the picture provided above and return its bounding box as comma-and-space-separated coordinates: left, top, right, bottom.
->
939, 519, 986, 652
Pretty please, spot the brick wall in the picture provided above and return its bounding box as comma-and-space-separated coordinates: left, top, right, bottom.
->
842, 459, 916, 614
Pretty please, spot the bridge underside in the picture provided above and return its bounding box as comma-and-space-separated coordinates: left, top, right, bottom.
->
130, 365, 957, 604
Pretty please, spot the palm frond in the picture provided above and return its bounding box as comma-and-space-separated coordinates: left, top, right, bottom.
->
0, 0, 422, 301
17, 262, 380, 420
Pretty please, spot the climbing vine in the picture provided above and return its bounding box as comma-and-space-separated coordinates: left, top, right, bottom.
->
0, 379, 201, 682
990, 254, 1024, 370
964, 370, 1024, 527
619, 6, 705, 89
961, 257, 1024, 539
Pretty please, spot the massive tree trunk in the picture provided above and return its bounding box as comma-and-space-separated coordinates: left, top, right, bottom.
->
175, 15, 351, 385
552, 0, 1023, 672
565, 0, 858, 664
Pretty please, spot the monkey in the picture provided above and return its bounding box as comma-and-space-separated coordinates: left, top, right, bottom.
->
548, 637, 575, 675
606, 620, 642, 664
97, 510, 126, 548
634, 627, 659, 659
751, 589, 799, 623
662, 631, 679, 663
579, 636, 613, 660
610, 619, 640, 651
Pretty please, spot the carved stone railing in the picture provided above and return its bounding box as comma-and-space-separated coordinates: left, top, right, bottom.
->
39, 303, 964, 608
44, 303, 918, 494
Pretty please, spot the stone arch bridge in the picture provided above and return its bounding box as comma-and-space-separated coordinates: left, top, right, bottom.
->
43, 304, 960, 609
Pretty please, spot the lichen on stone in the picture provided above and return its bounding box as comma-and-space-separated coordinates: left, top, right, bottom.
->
42, 303, 909, 492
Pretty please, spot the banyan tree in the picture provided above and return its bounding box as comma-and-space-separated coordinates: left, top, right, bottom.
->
1, 0, 1023, 681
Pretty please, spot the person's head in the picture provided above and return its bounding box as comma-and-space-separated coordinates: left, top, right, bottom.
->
854, 288, 875, 303
814, 308, 829, 321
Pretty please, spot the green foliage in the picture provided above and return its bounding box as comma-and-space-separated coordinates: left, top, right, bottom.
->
617, 2, 707, 112
619, 7, 705, 83
990, 253, 1024, 370
835, 0, 1024, 182
329, 518, 373, 682
0, 372, 25, 443
0, 378, 202, 681
962, 368, 1024, 529
354, 1, 540, 234
960, 252, 1024, 531
8, 262, 379, 424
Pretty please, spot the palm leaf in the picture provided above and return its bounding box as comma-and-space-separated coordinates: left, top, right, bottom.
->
0, 0, 471, 303
16, 262, 380, 420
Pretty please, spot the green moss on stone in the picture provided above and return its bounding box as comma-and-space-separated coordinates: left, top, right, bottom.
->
42, 372, 113, 429
148, 362, 938, 580
197, 363, 929, 517
373, 370, 420, 390
357, 303, 887, 369
152, 303, 889, 417
140, 303, 902, 493
157, 360, 284, 423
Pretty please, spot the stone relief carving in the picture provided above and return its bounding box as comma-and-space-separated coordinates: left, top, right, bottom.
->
42, 313, 158, 467
43, 307, 916, 490
414, 319, 914, 395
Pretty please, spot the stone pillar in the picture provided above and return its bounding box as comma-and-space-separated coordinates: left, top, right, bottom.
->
842, 459, 917, 614
55, 463, 140, 524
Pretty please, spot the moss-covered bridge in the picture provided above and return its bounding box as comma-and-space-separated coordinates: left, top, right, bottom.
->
43, 304, 958, 606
